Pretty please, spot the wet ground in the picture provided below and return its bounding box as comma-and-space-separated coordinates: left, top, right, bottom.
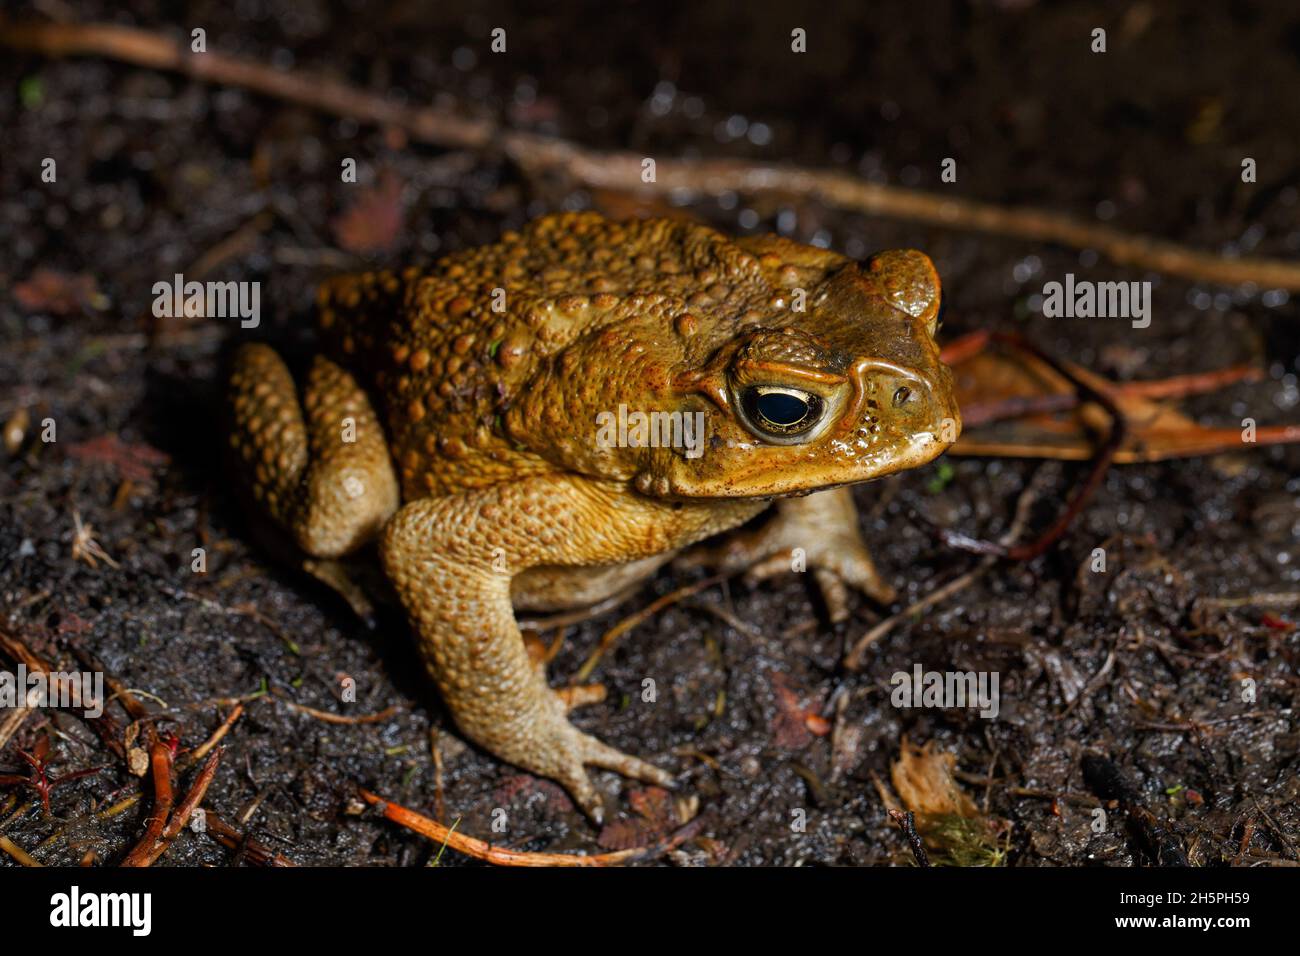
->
1, 0, 1298, 866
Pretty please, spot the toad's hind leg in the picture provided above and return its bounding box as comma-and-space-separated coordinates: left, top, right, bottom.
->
380, 475, 705, 823
227, 343, 399, 565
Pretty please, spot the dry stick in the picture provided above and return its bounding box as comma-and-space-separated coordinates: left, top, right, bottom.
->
519, 589, 639, 633
69, 643, 149, 721
1199, 592, 1300, 610
1113, 364, 1264, 400
888, 809, 931, 867
0, 628, 126, 760
6, 18, 1300, 291
120, 737, 174, 866
35, 703, 245, 855
0, 834, 41, 867
943, 342, 1298, 461
275, 699, 399, 726
1009, 787, 1101, 808
0, 799, 35, 832
846, 567, 993, 669
189, 703, 243, 764
0, 19, 492, 146
133, 748, 224, 867
359, 788, 703, 867
575, 573, 730, 682
922, 330, 1128, 561
202, 813, 297, 866
0, 707, 32, 754
953, 363, 1261, 429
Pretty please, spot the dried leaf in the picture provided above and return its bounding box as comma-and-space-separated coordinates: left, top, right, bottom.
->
890, 737, 980, 820
947, 343, 1300, 462
67, 434, 170, 482
13, 269, 109, 315
768, 672, 825, 749
331, 172, 404, 255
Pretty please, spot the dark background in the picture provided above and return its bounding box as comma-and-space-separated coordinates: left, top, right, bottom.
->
1, 0, 1297, 866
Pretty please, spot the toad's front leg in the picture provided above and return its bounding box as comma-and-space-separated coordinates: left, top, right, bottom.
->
683, 486, 896, 620
381, 474, 708, 823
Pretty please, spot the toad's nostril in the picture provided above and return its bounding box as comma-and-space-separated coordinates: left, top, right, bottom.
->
842, 357, 928, 430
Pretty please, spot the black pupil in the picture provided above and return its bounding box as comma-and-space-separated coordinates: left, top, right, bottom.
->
756, 391, 810, 427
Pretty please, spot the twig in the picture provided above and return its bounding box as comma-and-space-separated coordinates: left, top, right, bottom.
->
846, 566, 990, 669
275, 699, 398, 726
359, 788, 704, 866
575, 573, 729, 682
129, 748, 223, 866
119, 737, 173, 866
5, 18, 1300, 290
1135, 711, 1279, 733
1059, 645, 1118, 718
1008, 787, 1101, 808
0, 799, 35, 831
1251, 798, 1300, 861
201, 812, 297, 866
188, 704, 243, 764
35, 704, 245, 855
0, 627, 126, 760
1112, 364, 1263, 401
430, 728, 446, 824
923, 331, 1127, 561
0, 834, 41, 866
1198, 592, 1300, 610
888, 809, 931, 867
518, 589, 640, 632
69, 643, 148, 720
0, 707, 33, 754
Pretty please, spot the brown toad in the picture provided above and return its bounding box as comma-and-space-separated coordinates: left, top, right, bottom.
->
227, 211, 960, 821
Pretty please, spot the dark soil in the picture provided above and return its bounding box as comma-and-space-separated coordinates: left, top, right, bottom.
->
1, 0, 1297, 866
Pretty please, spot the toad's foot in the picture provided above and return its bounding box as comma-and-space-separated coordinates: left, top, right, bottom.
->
529, 691, 675, 822
682, 486, 895, 620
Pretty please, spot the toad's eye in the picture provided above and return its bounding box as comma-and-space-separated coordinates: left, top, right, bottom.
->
740, 386, 824, 440
892, 386, 912, 407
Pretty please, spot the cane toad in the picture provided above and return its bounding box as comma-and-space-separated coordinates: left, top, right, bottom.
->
227, 212, 960, 821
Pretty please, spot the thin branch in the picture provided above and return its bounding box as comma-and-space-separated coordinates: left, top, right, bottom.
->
133, 748, 223, 866
888, 809, 931, 867
0, 834, 41, 866
201, 812, 297, 866
575, 573, 730, 682
359, 788, 703, 866
119, 737, 174, 866
275, 699, 398, 726
921, 330, 1127, 561
5, 18, 1300, 290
